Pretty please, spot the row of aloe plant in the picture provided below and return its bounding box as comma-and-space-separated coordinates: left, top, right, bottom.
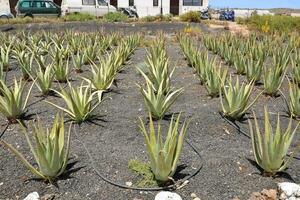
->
179, 34, 227, 98
203, 33, 296, 96
136, 35, 190, 184
202, 33, 300, 120
182, 32, 300, 177
138, 35, 183, 120
0, 32, 141, 183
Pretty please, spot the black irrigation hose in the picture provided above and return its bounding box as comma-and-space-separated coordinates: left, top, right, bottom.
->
74, 125, 203, 191
219, 112, 251, 139
0, 123, 10, 139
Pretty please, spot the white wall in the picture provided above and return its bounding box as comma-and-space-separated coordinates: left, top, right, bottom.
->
118, 0, 209, 17
118, 0, 166, 17
234, 9, 274, 18
0, 0, 10, 12
179, 0, 209, 15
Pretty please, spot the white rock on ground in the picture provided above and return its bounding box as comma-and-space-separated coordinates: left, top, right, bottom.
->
155, 191, 182, 200
278, 182, 300, 200
23, 192, 39, 200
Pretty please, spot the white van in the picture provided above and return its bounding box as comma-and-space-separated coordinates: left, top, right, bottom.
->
61, 0, 116, 16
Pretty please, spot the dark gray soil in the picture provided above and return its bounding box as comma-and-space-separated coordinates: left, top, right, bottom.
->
0, 22, 300, 200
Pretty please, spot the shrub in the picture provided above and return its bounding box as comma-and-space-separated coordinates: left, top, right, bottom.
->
104, 12, 128, 22
180, 11, 201, 22
238, 14, 300, 34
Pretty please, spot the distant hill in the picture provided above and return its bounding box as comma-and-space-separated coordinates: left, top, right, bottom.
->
269, 8, 300, 14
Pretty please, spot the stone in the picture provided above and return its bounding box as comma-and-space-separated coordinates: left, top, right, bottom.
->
194, 198, 201, 200
261, 189, 277, 199
23, 192, 39, 200
278, 182, 300, 199
155, 191, 182, 200
250, 189, 277, 200
125, 181, 133, 187
190, 193, 197, 198
41, 194, 55, 200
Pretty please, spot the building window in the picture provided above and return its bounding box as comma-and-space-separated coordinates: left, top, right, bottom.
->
183, 0, 202, 6
153, 0, 158, 6
129, 0, 134, 6
82, 0, 95, 5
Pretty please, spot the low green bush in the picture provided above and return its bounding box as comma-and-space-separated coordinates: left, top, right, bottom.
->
237, 14, 300, 34
63, 12, 96, 21
104, 12, 128, 22
0, 17, 57, 25
179, 11, 201, 22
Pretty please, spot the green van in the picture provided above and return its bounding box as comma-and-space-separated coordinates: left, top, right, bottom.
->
16, 0, 61, 17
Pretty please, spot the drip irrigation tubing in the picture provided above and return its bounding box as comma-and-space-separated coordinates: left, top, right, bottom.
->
74, 125, 203, 191
0, 124, 10, 139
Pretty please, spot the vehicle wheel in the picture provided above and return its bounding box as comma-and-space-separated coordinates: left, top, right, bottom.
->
0, 15, 9, 20
24, 13, 34, 18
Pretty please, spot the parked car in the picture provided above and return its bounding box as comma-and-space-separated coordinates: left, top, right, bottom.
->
0, 11, 14, 19
61, 0, 116, 16
15, 0, 61, 18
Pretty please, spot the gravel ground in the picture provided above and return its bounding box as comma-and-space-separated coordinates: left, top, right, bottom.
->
0, 22, 299, 200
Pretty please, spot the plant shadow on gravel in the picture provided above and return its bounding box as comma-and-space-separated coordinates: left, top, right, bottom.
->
246, 158, 295, 182
26, 160, 84, 188
65, 115, 108, 127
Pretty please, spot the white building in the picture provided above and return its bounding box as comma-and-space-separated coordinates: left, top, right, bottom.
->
110, 0, 209, 17
0, 0, 10, 12
234, 9, 274, 18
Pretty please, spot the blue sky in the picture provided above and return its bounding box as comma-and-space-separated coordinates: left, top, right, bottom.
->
210, 0, 300, 9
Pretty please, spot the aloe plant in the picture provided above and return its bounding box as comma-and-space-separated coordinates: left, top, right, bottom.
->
263, 64, 286, 97
287, 80, 300, 118
0, 43, 12, 71
46, 82, 102, 123
291, 50, 300, 85
139, 113, 189, 182
83, 58, 116, 92
32, 64, 54, 96
139, 56, 173, 94
15, 51, 34, 80
205, 65, 227, 97
72, 52, 85, 73
53, 57, 69, 83
233, 52, 246, 75
139, 81, 183, 120
245, 58, 263, 84
250, 107, 300, 176
194, 54, 214, 85
1, 115, 71, 182
0, 79, 34, 123
0, 61, 6, 81
221, 76, 261, 120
